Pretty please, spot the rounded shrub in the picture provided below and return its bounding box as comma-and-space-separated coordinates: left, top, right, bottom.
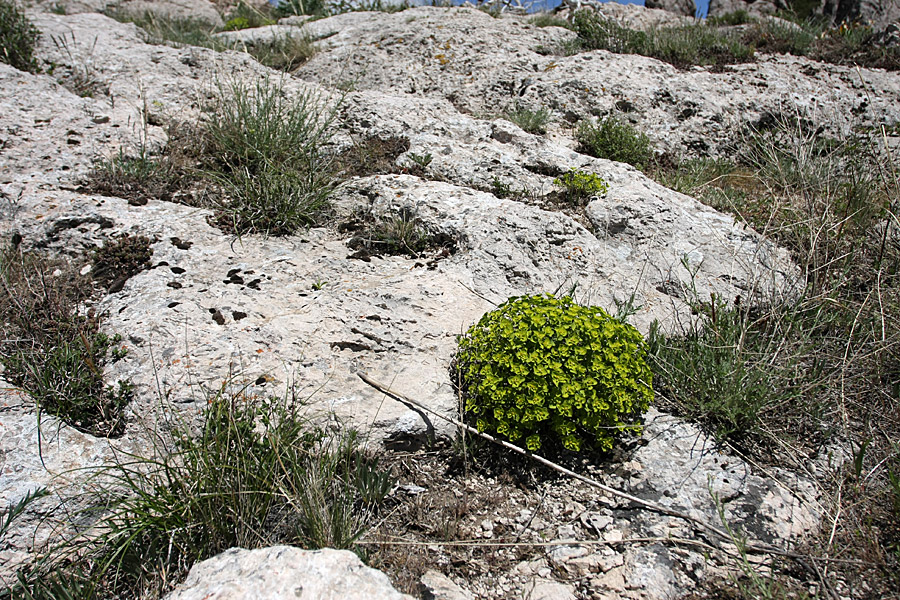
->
455, 294, 653, 452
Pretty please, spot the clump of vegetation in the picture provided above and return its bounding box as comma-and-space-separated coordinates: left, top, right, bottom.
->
105, 10, 225, 50
648, 294, 819, 442
649, 114, 900, 594
0, 0, 40, 73
454, 294, 653, 452
577, 115, 653, 170
224, 1, 276, 30
337, 136, 412, 177
569, 11, 754, 68
503, 104, 551, 135
84, 149, 187, 206
246, 33, 318, 72
90, 233, 154, 292
2, 382, 393, 598
0, 244, 131, 437
344, 206, 456, 259
553, 168, 609, 205
529, 13, 571, 29
204, 76, 336, 235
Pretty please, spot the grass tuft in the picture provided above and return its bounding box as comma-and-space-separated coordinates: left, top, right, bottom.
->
246, 33, 318, 72
649, 112, 900, 594
203, 76, 337, 235
576, 115, 653, 169
105, 10, 224, 50
2, 381, 392, 598
569, 11, 754, 68
503, 104, 551, 135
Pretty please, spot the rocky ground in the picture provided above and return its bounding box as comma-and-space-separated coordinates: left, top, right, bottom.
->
1, 0, 899, 598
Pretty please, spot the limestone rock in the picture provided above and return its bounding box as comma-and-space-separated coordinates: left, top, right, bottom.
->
0, 4, 831, 598
523, 579, 577, 600
644, 0, 697, 17
162, 546, 415, 600
294, 7, 900, 157
420, 570, 474, 600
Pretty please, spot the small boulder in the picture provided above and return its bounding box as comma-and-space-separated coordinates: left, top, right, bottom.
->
163, 546, 415, 600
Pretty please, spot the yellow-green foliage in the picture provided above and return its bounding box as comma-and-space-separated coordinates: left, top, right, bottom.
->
553, 168, 609, 205
455, 294, 653, 452
224, 16, 250, 31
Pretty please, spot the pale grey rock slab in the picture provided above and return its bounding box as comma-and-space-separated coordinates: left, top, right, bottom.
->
420, 570, 474, 600
559, 1, 695, 29
0, 387, 139, 579
213, 24, 307, 46
522, 578, 577, 600
163, 546, 415, 600
295, 7, 900, 156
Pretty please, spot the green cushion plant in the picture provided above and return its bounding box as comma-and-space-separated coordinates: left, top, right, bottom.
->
455, 294, 653, 452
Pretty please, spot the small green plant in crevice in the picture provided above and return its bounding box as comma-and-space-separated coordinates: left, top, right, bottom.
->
553, 168, 608, 206
90, 233, 154, 292
454, 294, 653, 453
2, 381, 393, 599
0, 245, 132, 437
577, 115, 653, 170
0, 0, 40, 73
0, 488, 49, 541
48, 32, 107, 98
203, 76, 337, 236
405, 151, 433, 171
489, 176, 527, 201
503, 104, 551, 135
345, 206, 455, 259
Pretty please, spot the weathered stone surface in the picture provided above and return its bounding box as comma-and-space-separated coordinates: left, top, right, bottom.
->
213, 23, 306, 46
522, 579, 577, 600
0, 386, 133, 574
645, 0, 697, 17
162, 546, 416, 600
295, 7, 900, 157
420, 570, 474, 600
706, 0, 780, 17
0, 4, 831, 598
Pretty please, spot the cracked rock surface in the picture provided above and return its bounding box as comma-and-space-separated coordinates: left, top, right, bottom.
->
0, 5, 853, 598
